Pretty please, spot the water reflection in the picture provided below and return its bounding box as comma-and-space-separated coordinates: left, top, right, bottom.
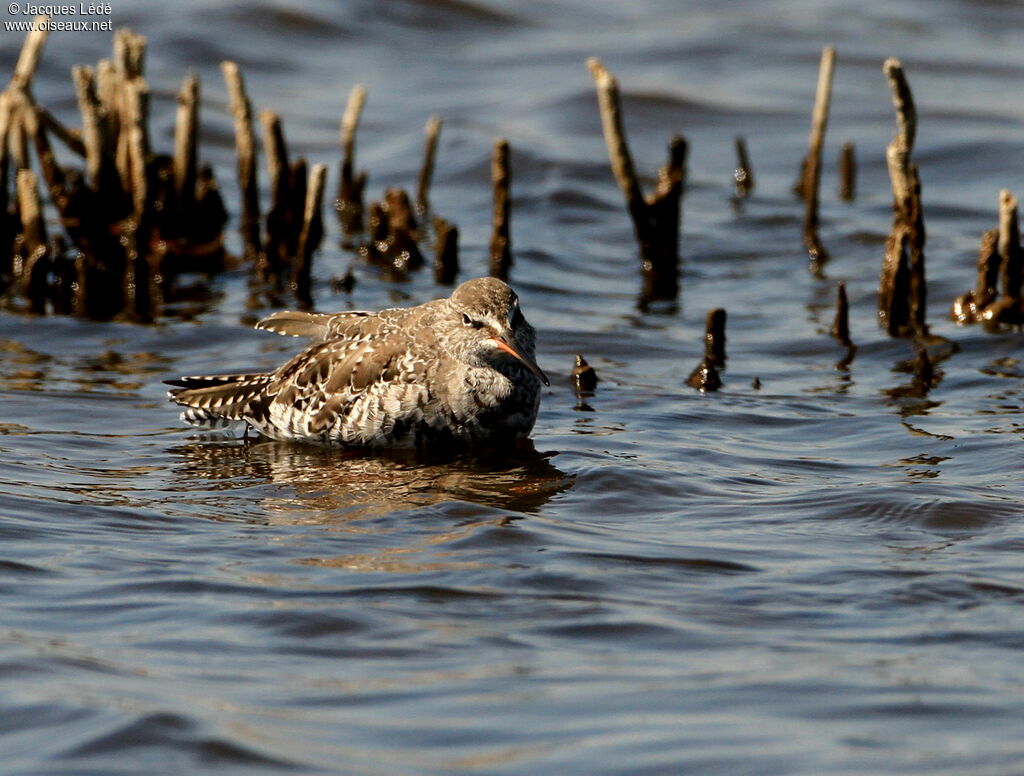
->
883, 338, 958, 417
167, 438, 573, 520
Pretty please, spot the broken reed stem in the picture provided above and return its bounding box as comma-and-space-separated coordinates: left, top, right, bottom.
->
293, 162, 327, 307
997, 189, 1022, 304
113, 28, 146, 81
704, 308, 727, 366
974, 229, 1000, 312
340, 85, 365, 173
124, 80, 149, 225
95, 58, 130, 191
16, 167, 46, 252
173, 71, 199, 216
378, 188, 423, 273
416, 114, 441, 213
489, 137, 512, 280
686, 357, 721, 392
9, 111, 29, 172
0, 95, 11, 213
260, 109, 289, 276
880, 57, 927, 336
96, 59, 117, 126
572, 355, 598, 393
337, 84, 366, 233
884, 59, 916, 151
15, 168, 49, 305
687, 308, 726, 391
71, 65, 112, 192
800, 45, 835, 267
110, 28, 146, 186
20, 101, 63, 207
433, 216, 459, 285
838, 141, 855, 201
587, 58, 642, 208
879, 225, 911, 337
10, 16, 48, 93
587, 57, 684, 304
952, 192, 1024, 326
733, 136, 754, 198
221, 61, 261, 257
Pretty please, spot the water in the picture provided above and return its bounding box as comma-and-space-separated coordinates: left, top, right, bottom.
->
3, 1, 1024, 773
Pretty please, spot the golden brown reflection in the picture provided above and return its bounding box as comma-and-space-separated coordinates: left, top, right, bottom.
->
168, 438, 572, 521
0, 337, 171, 395
168, 439, 571, 572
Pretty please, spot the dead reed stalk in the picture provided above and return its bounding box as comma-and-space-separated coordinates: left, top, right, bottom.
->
588, 57, 686, 306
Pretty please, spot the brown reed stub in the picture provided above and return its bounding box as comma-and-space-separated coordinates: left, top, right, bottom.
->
14, 168, 48, 311
878, 58, 927, 337
386, 188, 423, 271
1, 22, 228, 318
878, 225, 911, 336
955, 192, 1024, 325
992, 190, 1023, 322
11, 15, 47, 93
336, 85, 367, 235
417, 115, 442, 215
292, 163, 327, 308
587, 57, 686, 305
838, 141, 856, 201
572, 354, 598, 393
489, 138, 512, 280
364, 188, 424, 276
797, 46, 835, 269
433, 216, 459, 285
686, 359, 721, 392
952, 228, 999, 323
733, 136, 754, 198
173, 71, 199, 220
704, 308, 727, 366
368, 201, 387, 244
259, 111, 313, 288
221, 61, 261, 261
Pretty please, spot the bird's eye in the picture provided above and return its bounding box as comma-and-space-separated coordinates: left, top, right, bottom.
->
462, 314, 483, 329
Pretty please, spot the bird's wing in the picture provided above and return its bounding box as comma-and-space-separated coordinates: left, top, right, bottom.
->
255, 310, 373, 339
255, 306, 417, 341
264, 327, 421, 436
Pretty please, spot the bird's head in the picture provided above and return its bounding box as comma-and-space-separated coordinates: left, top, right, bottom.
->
441, 277, 548, 386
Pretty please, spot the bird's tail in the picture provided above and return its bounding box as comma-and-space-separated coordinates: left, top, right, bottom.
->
165, 372, 272, 427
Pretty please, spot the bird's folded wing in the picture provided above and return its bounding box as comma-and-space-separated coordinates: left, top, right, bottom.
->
255, 310, 374, 339
267, 334, 410, 435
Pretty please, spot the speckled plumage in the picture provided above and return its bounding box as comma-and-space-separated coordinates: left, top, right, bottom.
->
166, 278, 546, 449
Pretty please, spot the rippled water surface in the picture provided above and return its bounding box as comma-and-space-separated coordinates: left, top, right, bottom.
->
3, 1, 1024, 773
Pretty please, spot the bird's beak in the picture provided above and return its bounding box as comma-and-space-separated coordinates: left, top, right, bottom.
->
490, 335, 549, 386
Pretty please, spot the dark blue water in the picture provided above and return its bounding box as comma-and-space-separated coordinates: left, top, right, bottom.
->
2, 1, 1024, 773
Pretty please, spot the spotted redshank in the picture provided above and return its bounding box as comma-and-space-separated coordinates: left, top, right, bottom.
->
166, 277, 548, 449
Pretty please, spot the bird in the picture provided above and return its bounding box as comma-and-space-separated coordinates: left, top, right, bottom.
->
166, 277, 548, 450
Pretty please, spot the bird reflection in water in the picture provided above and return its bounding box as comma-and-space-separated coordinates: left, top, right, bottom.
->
167, 438, 572, 523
